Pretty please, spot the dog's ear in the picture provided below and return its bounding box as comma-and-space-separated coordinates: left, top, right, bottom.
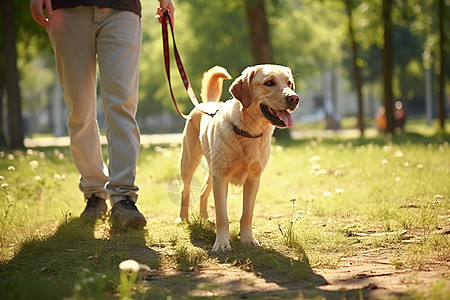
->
230, 67, 256, 108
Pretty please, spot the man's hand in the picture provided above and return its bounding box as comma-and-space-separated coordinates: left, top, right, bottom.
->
30, 0, 53, 28
155, 0, 175, 26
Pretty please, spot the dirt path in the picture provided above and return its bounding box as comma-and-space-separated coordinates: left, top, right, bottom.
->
143, 247, 450, 299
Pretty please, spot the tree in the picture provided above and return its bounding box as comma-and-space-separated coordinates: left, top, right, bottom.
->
382, 0, 395, 133
438, 0, 446, 131
345, 0, 364, 136
0, 0, 24, 148
245, 0, 273, 64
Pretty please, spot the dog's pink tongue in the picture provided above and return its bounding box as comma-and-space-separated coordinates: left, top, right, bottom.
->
276, 110, 294, 127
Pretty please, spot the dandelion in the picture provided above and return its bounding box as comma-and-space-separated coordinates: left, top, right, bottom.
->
394, 150, 404, 158
54, 173, 66, 180
322, 191, 331, 197
334, 170, 342, 177
335, 188, 345, 194
317, 169, 328, 176
433, 195, 444, 202
309, 156, 320, 164
29, 160, 39, 169
7, 166, 15, 171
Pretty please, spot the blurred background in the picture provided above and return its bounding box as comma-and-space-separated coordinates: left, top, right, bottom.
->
0, 0, 449, 148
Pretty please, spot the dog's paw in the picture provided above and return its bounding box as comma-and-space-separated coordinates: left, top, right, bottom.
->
212, 240, 232, 252
175, 217, 186, 224
240, 236, 260, 247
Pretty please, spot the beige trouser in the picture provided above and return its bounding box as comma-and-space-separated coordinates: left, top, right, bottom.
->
47, 6, 142, 205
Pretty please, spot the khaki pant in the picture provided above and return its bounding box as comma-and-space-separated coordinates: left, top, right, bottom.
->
47, 6, 142, 205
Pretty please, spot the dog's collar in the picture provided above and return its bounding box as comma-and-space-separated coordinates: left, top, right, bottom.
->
232, 124, 263, 139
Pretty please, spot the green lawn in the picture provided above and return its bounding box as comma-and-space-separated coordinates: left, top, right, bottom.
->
0, 127, 449, 299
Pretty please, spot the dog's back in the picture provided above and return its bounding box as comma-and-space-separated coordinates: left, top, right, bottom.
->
200, 66, 231, 103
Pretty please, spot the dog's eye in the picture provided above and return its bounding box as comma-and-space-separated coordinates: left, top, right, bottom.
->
264, 80, 275, 87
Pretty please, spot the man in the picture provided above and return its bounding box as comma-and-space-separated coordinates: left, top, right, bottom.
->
30, 0, 175, 228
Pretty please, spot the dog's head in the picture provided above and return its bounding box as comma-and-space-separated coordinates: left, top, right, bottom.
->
230, 64, 300, 128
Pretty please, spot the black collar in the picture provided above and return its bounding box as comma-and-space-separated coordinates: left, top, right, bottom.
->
232, 124, 263, 139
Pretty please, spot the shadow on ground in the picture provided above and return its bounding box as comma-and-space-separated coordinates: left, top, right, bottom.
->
0, 217, 159, 300
167, 219, 374, 299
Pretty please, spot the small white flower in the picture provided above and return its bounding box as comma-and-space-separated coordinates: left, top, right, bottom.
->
394, 150, 404, 158
7, 166, 15, 171
416, 164, 424, 169
1, 183, 8, 189
7, 154, 14, 161
322, 191, 331, 197
313, 169, 326, 176
29, 160, 39, 169
0, 176, 4, 181
403, 162, 409, 167
311, 164, 321, 171
395, 177, 401, 182
119, 259, 140, 273
309, 156, 320, 164
381, 159, 388, 165
335, 188, 345, 194
34, 175, 42, 182
433, 195, 444, 201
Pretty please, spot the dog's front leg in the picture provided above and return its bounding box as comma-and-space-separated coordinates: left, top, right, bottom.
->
240, 176, 261, 247
212, 177, 231, 251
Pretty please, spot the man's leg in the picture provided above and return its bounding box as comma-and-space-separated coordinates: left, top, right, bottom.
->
96, 8, 145, 228
47, 6, 109, 218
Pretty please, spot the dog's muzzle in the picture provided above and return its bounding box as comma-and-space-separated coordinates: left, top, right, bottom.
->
286, 92, 300, 111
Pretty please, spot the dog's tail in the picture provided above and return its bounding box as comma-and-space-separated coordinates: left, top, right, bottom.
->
201, 66, 232, 102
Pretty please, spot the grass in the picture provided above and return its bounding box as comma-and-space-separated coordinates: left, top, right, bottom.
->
0, 125, 449, 299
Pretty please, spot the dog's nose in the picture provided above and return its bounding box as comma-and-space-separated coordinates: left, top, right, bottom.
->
286, 93, 300, 110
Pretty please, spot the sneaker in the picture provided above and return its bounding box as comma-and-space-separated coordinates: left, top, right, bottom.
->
80, 194, 107, 220
110, 198, 147, 229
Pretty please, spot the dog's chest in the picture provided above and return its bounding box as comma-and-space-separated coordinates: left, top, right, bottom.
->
209, 136, 271, 185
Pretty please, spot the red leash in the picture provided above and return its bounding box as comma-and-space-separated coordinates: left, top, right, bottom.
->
162, 11, 217, 119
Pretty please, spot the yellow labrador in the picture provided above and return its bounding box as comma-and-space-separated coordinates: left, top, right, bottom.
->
179, 65, 300, 251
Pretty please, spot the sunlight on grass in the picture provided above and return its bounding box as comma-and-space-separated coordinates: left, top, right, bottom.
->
0, 128, 449, 299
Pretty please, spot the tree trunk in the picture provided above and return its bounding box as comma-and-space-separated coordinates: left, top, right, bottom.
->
0, 64, 7, 147
245, 0, 273, 64
382, 0, 395, 133
245, 0, 292, 139
438, 0, 446, 130
345, 1, 364, 137
0, 0, 24, 148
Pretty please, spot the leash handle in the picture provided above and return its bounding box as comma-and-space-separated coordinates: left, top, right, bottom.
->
162, 11, 200, 120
